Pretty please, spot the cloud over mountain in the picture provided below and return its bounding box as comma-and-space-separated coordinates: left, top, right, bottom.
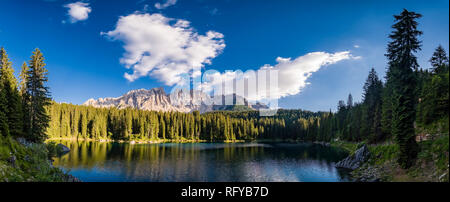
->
200, 51, 360, 102
102, 13, 225, 85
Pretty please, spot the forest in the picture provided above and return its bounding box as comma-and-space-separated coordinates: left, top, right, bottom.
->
45, 103, 331, 142
1, 9, 449, 170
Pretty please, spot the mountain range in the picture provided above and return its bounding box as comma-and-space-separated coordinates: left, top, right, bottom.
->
83, 87, 267, 113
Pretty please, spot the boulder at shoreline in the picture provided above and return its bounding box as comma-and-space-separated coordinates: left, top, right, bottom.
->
335, 144, 370, 170
57, 143, 71, 154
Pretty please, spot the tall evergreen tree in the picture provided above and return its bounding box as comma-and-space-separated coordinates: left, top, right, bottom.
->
24, 48, 51, 143
347, 94, 353, 108
361, 68, 383, 142
385, 9, 422, 168
19, 62, 29, 96
429, 45, 449, 74
0, 47, 23, 137
19, 62, 31, 137
0, 80, 9, 137
381, 78, 393, 138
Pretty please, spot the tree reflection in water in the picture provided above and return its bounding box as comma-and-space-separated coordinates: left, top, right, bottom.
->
53, 141, 351, 182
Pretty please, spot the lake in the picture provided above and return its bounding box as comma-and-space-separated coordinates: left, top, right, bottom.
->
52, 141, 351, 182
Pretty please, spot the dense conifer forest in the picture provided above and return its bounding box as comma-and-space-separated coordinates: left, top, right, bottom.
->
45, 103, 333, 142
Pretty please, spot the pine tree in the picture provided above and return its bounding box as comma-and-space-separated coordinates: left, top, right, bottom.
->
24, 48, 51, 143
19, 62, 29, 96
347, 94, 353, 109
19, 62, 31, 137
430, 47, 449, 118
361, 68, 383, 142
80, 110, 88, 138
429, 45, 449, 74
0, 82, 9, 137
125, 110, 132, 139
0, 47, 24, 137
385, 9, 422, 168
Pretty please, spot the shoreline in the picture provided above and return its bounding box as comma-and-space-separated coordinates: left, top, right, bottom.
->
45, 137, 330, 145
46, 137, 248, 144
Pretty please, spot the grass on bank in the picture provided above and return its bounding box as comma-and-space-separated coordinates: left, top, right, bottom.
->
0, 135, 71, 182
331, 133, 449, 182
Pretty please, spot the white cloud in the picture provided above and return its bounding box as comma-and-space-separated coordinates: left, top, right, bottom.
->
354, 44, 360, 48
102, 13, 225, 85
64, 2, 92, 23
102, 13, 360, 102
155, 0, 177, 9
200, 51, 360, 101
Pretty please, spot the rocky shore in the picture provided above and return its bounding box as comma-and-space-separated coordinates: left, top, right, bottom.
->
351, 164, 383, 182
335, 144, 383, 182
335, 144, 370, 170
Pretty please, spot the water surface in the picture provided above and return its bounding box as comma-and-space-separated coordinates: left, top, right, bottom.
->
53, 141, 350, 182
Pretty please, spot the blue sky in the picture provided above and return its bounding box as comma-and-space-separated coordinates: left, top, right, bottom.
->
0, 0, 448, 111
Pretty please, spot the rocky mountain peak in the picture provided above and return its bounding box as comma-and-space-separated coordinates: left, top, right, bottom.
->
83, 87, 267, 113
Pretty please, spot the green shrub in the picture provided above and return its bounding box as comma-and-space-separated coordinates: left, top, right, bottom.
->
369, 144, 399, 165
0, 136, 71, 182
418, 135, 449, 171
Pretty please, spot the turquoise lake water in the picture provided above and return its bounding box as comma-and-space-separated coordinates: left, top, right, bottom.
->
53, 141, 351, 182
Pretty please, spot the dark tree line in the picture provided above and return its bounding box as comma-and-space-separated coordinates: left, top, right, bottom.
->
0, 47, 51, 143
